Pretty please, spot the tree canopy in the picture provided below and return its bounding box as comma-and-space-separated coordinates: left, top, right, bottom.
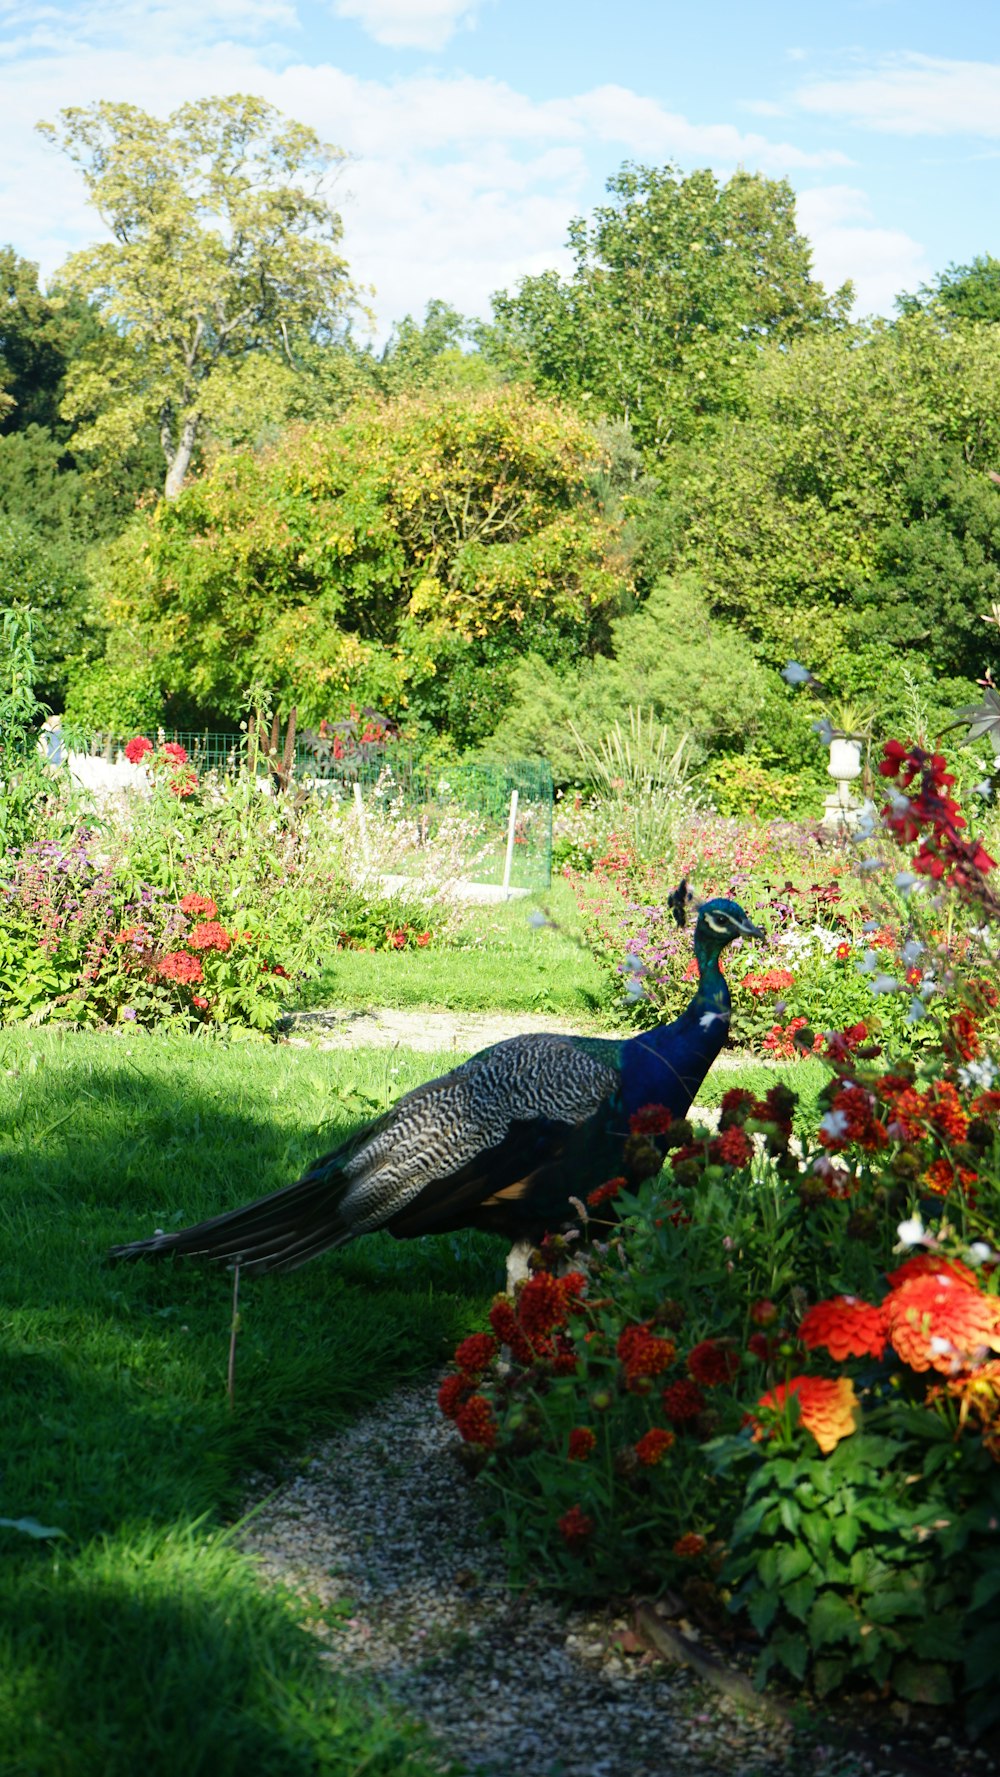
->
484, 162, 851, 455
38, 95, 359, 498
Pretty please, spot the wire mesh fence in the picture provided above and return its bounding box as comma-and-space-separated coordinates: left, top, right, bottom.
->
59, 726, 553, 893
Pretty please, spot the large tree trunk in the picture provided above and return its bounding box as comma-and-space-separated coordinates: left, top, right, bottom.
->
164, 414, 200, 501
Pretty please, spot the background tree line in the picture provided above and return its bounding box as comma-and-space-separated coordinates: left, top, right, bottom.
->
3, 92, 999, 810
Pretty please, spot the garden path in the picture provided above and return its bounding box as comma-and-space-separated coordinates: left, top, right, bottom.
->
281, 1005, 781, 1063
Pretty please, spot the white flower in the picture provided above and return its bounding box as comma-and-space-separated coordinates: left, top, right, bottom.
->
819, 1109, 849, 1140
699, 1010, 727, 1030
958, 1055, 998, 1091
896, 1214, 925, 1248
968, 1241, 995, 1266
906, 997, 927, 1023
781, 661, 811, 686
973, 780, 994, 799
871, 975, 901, 994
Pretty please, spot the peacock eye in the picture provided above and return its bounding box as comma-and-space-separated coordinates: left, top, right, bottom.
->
703, 914, 730, 936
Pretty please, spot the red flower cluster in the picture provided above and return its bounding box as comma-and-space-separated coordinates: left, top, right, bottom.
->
635, 1427, 675, 1467
673, 1533, 707, 1559
741, 967, 795, 998
629, 1104, 675, 1137
568, 1427, 596, 1461
454, 1333, 499, 1374
454, 1394, 497, 1449
156, 951, 204, 984
557, 1505, 594, 1550
687, 1339, 741, 1385
187, 921, 232, 953
819, 1082, 888, 1152
715, 1126, 753, 1168
879, 739, 996, 889
662, 1379, 705, 1423
798, 1296, 887, 1362
437, 1372, 475, 1419
180, 893, 218, 919
762, 1017, 823, 1060
617, 1323, 676, 1389
587, 1176, 625, 1209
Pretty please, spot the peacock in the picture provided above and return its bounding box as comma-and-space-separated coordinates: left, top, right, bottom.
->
108, 892, 764, 1285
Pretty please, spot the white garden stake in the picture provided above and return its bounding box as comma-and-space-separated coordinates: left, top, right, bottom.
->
502, 788, 519, 898
353, 781, 371, 865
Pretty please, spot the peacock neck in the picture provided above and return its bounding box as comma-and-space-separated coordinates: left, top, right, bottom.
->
692, 935, 730, 1013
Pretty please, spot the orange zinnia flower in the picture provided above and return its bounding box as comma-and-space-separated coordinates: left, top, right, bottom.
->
798, 1296, 887, 1362
885, 1273, 1000, 1375
885, 1253, 977, 1290
756, 1375, 859, 1454
635, 1427, 675, 1466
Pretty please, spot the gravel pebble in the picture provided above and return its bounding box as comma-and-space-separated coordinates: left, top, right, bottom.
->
238, 1378, 984, 1777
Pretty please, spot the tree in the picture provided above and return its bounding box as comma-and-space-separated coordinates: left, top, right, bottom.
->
483, 162, 852, 455
897, 256, 1000, 326
78, 387, 632, 743
39, 96, 359, 499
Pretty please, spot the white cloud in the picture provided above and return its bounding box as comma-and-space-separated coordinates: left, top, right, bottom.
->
796, 185, 930, 317
796, 54, 1000, 137
331, 0, 481, 50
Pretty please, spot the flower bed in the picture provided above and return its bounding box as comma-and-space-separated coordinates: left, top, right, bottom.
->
441, 741, 1000, 1736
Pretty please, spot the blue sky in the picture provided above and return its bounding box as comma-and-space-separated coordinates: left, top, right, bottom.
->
1, 0, 998, 340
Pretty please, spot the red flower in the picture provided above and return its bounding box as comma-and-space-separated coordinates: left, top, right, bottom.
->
156, 951, 204, 984
415, 932, 431, 947
162, 741, 188, 764
746, 1331, 779, 1362
885, 1254, 977, 1290
719, 1088, 756, 1123
741, 967, 796, 998
557, 1505, 594, 1550
751, 1299, 778, 1327
124, 736, 153, 764
192, 995, 209, 1010
568, 1427, 596, 1461
437, 1372, 476, 1419
835, 942, 851, 960
662, 1379, 705, 1423
687, 1339, 741, 1386
187, 921, 232, 953
454, 1394, 497, 1448
617, 1324, 676, 1387
885, 1273, 1000, 1375
454, 1333, 499, 1375
587, 1176, 625, 1208
487, 1298, 534, 1366
629, 1104, 674, 1136
635, 1427, 675, 1467
798, 1296, 887, 1362
673, 1533, 707, 1559
755, 1376, 859, 1454
180, 893, 218, 919
715, 1126, 753, 1168
388, 928, 407, 949
518, 1272, 571, 1340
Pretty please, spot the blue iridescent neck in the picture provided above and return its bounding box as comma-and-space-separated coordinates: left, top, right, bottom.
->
693, 930, 730, 1010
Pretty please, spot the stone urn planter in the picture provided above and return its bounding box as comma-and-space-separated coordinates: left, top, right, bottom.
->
822, 734, 864, 832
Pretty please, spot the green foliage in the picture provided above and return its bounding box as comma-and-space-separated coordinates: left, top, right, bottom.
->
484, 162, 850, 454
487, 576, 788, 783
0, 606, 56, 853
0, 517, 93, 704
674, 312, 1000, 698
40, 95, 360, 498
897, 254, 1000, 326
80, 386, 630, 742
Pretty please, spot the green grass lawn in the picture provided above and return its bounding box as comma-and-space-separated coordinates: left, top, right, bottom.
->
296, 877, 611, 1019
0, 1018, 827, 1775
0, 1029, 503, 1776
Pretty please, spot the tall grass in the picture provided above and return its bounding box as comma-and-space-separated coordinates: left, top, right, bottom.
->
570, 706, 697, 867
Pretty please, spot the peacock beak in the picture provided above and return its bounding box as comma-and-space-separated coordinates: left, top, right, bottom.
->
734, 918, 767, 941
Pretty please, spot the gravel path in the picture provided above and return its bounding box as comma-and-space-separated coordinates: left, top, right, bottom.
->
238, 1380, 986, 1777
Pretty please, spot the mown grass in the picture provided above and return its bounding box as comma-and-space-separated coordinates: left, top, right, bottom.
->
0, 1029, 503, 1776
297, 878, 610, 1019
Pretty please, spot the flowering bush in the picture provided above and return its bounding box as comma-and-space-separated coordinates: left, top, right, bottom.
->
442, 738, 1000, 1732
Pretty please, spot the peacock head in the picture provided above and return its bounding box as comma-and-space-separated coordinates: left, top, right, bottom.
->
693, 897, 766, 960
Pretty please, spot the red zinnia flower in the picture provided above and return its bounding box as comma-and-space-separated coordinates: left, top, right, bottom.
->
124, 735, 153, 764
885, 1254, 977, 1290
798, 1296, 887, 1362
557, 1505, 594, 1550
755, 1376, 859, 1454
518, 1271, 571, 1340
635, 1427, 675, 1467
687, 1339, 741, 1385
161, 741, 188, 764
662, 1379, 705, 1423
568, 1427, 596, 1461
487, 1297, 534, 1366
835, 942, 851, 960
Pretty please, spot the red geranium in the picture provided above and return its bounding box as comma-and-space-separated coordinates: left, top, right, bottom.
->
156, 951, 203, 984
187, 921, 232, 953
568, 1427, 596, 1461
454, 1394, 497, 1448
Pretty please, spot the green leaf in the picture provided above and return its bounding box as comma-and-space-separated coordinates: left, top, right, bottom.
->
775, 1630, 808, 1681
813, 1655, 847, 1699
777, 1496, 801, 1535
776, 1542, 813, 1585
832, 1513, 860, 1554
971, 1566, 1000, 1611
808, 1592, 860, 1649
892, 1660, 954, 1707
748, 1589, 780, 1636
782, 1575, 817, 1623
